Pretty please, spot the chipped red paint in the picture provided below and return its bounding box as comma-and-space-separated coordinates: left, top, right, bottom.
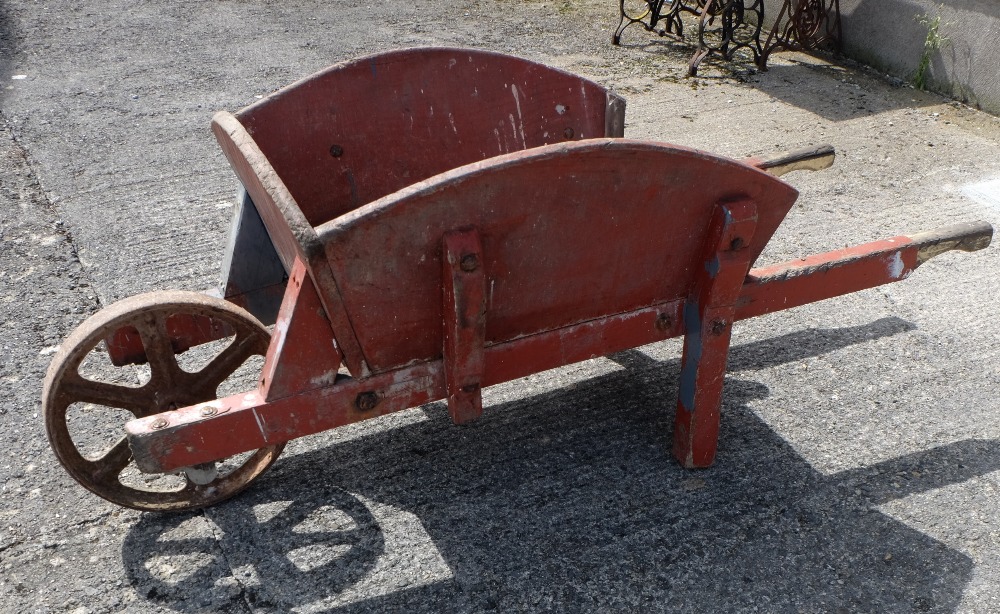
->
259, 258, 343, 401
441, 229, 487, 424
738, 237, 921, 321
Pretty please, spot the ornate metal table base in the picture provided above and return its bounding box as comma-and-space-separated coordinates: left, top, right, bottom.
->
612, 0, 841, 76
760, 0, 842, 67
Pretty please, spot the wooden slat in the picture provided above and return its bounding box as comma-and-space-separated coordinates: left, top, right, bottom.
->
237, 47, 623, 227
318, 139, 797, 375
441, 229, 487, 424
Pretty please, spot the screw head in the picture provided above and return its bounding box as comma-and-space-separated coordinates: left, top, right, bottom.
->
563, 127, 575, 139
355, 391, 379, 412
150, 417, 169, 430
655, 313, 673, 332
730, 236, 745, 250
329, 144, 344, 158
459, 253, 479, 272
710, 319, 728, 335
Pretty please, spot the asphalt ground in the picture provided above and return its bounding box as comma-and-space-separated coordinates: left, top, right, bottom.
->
2, 1, 1000, 612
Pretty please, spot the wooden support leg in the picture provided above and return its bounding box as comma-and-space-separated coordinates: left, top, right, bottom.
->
674, 304, 736, 468
260, 258, 343, 402
442, 229, 487, 425
673, 200, 758, 468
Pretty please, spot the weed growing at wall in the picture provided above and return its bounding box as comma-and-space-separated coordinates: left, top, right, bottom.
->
914, 4, 950, 90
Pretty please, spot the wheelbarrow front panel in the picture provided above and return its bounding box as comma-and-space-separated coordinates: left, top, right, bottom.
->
318, 139, 798, 375
235, 47, 624, 229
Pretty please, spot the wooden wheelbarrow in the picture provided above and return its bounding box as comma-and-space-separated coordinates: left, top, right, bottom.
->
42, 48, 993, 512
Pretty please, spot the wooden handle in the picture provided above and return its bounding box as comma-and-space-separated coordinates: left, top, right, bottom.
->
909, 220, 994, 264
750, 144, 836, 177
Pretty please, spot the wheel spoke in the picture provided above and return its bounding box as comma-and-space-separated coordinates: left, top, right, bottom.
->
134, 312, 181, 387
88, 436, 133, 485
62, 376, 156, 415
189, 331, 261, 395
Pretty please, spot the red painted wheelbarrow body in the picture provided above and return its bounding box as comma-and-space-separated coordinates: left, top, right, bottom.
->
118, 48, 991, 479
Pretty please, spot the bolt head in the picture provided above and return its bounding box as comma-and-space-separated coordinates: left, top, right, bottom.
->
459, 253, 479, 272
150, 417, 169, 430
200, 405, 218, 417
355, 391, 379, 412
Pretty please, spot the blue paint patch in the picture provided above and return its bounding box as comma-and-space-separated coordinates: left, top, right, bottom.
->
369, 59, 378, 77
704, 256, 720, 278
678, 301, 701, 412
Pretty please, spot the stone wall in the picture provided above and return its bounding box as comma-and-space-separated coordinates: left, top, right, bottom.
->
765, 0, 1000, 114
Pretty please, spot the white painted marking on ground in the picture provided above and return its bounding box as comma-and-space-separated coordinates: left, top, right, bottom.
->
962, 178, 1000, 209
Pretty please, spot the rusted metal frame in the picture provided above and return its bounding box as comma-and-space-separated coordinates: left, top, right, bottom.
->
735, 221, 993, 321
259, 258, 344, 402
441, 229, 487, 424
673, 199, 758, 468
759, 0, 842, 70
688, 0, 765, 76
612, 0, 687, 46
212, 112, 370, 377
105, 314, 236, 367
126, 298, 687, 473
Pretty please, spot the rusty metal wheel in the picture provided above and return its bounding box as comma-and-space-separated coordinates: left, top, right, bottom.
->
43, 291, 284, 512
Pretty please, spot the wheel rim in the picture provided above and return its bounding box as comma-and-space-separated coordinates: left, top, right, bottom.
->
43, 290, 284, 512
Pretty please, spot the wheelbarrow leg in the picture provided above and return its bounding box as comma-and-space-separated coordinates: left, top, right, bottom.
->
674, 199, 759, 468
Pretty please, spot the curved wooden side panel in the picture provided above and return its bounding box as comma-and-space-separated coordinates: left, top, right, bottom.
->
318, 139, 799, 375
236, 46, 625, 227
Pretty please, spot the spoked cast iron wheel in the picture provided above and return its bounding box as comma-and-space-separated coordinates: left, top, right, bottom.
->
43, 291, 284, 512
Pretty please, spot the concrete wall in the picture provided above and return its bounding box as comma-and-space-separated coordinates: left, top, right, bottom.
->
765, 0, 1000, 115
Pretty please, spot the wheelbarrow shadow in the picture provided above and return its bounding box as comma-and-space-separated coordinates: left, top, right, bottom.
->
122, 316, 996, 612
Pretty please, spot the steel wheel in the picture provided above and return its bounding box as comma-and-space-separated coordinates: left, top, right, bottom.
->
43, 291, 284, 512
